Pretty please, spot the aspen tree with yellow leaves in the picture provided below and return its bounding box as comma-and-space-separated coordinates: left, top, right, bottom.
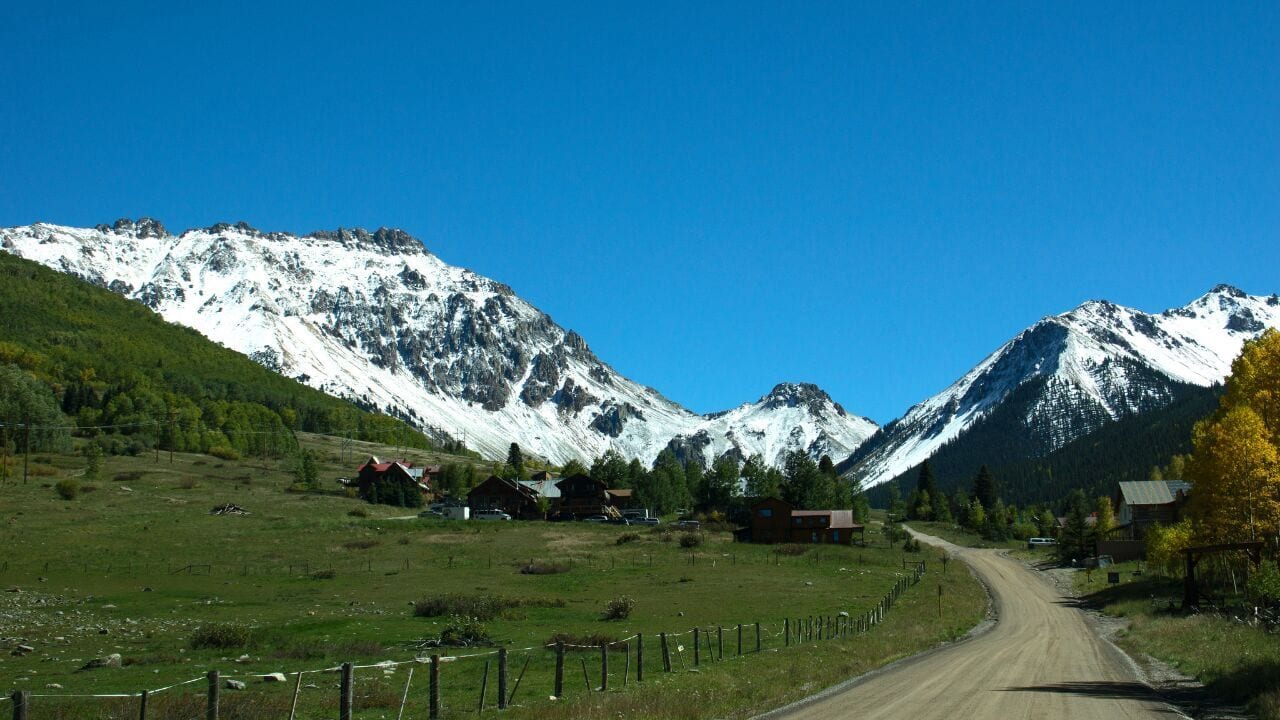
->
1187, 329, 1280, 544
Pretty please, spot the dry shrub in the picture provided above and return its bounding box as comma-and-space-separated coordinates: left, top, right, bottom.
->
615, 532, 641, 545
678, 532, 703, 548
347, 507, 370, 518
602, 595, 635, 620
28, 463, 59, 477
343, 539, 380, 550
776, 544, 809, 556
114, 470, 145, 482
177, 477, 198, 489
190, 623, 254, 650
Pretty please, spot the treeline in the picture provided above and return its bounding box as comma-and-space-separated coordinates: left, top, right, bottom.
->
446, 443, 872, 521
884, 461, 1061, 542
0, 252, 434, 458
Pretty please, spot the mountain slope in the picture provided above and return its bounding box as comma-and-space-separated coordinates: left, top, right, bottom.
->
0, 219, 877, 466
842, 286, 1280, 487
0, 250, 429, 452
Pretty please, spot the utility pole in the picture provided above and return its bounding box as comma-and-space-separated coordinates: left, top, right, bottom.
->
23, 415, 30, 485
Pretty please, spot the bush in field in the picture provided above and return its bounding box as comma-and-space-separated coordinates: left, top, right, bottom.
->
414, 593, 563, 620
1146, 520, 1193, 576
54, 478, 79, 500
437, 615, 490, 646
776, 544, 808, 556
208, 445, 240, 461
1248, 562, 1280, 605
902, 537, 922, 552
602, 595, 635, 620
190, 623, 254, 650
415, 594, 509, 620
615, 532, 641, 545
678, 532, 703, 548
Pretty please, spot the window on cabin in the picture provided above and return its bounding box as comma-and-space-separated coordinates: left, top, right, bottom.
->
758, 508, 773, 518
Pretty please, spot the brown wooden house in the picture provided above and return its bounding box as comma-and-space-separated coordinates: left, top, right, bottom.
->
1111, 480, 1191, 541
738, 497, 864, 545
467, 475, 543, 519
554, 474, 627, 518
355, 456, 428, 497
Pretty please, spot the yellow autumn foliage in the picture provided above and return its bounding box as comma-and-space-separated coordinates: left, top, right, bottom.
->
1187, 329, 1280, 544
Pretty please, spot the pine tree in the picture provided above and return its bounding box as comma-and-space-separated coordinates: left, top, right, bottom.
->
1057, 490, 1094, 562
972, 464, 997, 510
506, 443, 527, 480
913, 462, 938, 520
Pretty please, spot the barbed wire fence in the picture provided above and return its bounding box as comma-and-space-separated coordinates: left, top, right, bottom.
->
7, 562, 928, 719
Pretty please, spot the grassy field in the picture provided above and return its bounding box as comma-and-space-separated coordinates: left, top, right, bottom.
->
0, 437, 987, 718
1071, 561, 1280, 720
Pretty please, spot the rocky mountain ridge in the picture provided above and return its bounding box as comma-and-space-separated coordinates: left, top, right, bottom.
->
841, 284, 1280, 487
0, 219, 878, 467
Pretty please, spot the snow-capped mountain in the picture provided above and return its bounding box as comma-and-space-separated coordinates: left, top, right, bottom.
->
0, 218, 877, 466
843, 285, 1280, 488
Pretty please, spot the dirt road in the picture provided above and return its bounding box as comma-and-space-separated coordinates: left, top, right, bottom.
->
770, 531, 1185, 720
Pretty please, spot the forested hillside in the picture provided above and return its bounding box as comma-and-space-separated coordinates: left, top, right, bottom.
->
0, 252, 436, 457
868, 382, 1220, 508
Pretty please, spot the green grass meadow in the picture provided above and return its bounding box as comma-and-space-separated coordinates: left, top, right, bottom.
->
1072, 560, 1280, 720
1, 436, 986, 718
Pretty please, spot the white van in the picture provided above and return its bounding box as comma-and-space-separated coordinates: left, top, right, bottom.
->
1026, 537, 1057, 549
473, 508, 512, 521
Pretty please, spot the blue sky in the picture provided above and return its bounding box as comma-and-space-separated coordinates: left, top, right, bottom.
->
2, 2, 1276, 423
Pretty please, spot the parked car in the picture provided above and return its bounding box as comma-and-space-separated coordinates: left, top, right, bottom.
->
632, 517, 660, 526
580, 515, 610, 523
1026, 537, 1057, 549
418, 509, 442, 518
674, 519, 700, 530
473, 509, 512, 521
606, 517, 632, 526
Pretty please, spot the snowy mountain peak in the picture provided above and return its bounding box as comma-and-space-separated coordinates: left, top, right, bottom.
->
759, 382, 846, 416
0, 219, 877, 469
846, 287, 1280, 488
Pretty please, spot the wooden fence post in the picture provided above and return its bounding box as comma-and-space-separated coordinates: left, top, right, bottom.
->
624, 642, 630, 687
693, 628, 700, 666
600, 643, 609, 691
555, 642, 565, 696
340, 662, 354, 720
737, 624, 742, 656
785, 618, 790, 647
11, 691, 29, 720
429, 655, 441, 720
138, 689, 149, 720
478, 661, 490, 712
498, 647, 509, 709
207, 670, 220, 720
659, 632, 671, 672
717, 626, 723, 660
581, 658, 591, 691
755, 622, 761, 652
635, 635, 643, 683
